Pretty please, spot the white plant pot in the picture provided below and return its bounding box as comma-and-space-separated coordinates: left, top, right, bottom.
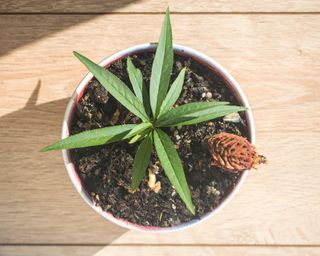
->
62, 43, 255, 232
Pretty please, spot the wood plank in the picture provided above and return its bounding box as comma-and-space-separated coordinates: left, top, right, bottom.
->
0, 14, 319, 245
1, 14, 319, 129
1, 130, 318, 244
0, 0, 320, 13
0, 245, 319, 256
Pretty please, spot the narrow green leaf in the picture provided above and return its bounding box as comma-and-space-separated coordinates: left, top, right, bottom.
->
123, 122, 152, 139
156, 101, 228, 126
153, 129, 195, 214
41, 124, 136, 152
156, 102, 246, 127
127, 57, 144, 100
128, 128, 151, 144
74, 51, 148, 121
131, 134, 153, 189
126, 57, 151, 116
159, 67, 186, 117
149, 7, 173, 118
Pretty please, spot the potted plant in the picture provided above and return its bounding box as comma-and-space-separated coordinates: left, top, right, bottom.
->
42, 8, 265, 231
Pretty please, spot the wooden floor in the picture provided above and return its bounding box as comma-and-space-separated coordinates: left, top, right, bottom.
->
1, 1, 320, 255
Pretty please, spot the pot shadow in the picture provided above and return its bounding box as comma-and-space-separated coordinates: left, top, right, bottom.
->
0, 81, 127, 245
0, 0, 140, 57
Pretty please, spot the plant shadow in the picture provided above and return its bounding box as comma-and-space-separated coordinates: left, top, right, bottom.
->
0, 81, 127, 245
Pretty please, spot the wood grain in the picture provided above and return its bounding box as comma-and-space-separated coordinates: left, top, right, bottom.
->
0, 11, 319, 252
1, 245, 319, 256
1, 127, 319, 244
0, 0, 320, 13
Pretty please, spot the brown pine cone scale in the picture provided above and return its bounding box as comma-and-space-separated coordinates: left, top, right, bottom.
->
208, 132, 267, 172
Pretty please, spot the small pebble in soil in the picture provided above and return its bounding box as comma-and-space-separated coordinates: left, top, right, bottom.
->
223, 112, 241, 123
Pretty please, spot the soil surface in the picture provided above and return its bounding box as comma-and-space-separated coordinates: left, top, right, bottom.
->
70, 52, 247, 227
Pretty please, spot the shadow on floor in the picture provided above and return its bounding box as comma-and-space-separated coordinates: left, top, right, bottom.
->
0, 0, 139, 57
0, 81, 127, 245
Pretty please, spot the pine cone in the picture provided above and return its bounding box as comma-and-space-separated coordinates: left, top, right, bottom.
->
208, 132, 267, 172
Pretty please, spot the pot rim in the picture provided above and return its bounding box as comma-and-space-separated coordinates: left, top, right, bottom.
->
62, 43, 255, 232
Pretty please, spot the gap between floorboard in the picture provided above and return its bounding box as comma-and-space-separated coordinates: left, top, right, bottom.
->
1, 244, 320, 247
0, 11, 319, 15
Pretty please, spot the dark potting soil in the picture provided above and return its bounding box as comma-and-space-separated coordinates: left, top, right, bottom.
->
70, 52, 247, 227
